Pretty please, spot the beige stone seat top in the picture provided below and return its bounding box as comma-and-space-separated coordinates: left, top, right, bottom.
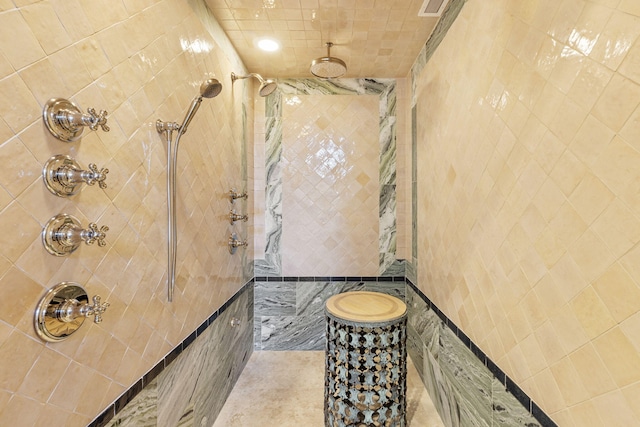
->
325, 291, 407, 323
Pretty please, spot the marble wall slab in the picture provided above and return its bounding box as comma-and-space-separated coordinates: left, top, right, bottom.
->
157, 286, 253, 427
101, 284, 253, 427
100, 280, 556, 427
254, 280, 405, 351
406, 284, 554, 427
103, 380, 158, 427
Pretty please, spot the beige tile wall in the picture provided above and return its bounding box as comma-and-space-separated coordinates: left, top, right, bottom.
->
281, 93, 380, 276
0, 1, 248, 426
396, 78, 411, 261
414, 0, 640, 424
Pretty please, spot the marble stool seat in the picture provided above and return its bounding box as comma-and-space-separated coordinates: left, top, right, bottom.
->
324, 291, 407, 427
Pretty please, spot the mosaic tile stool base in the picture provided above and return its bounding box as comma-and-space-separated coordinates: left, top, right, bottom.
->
325, 291, 407, 427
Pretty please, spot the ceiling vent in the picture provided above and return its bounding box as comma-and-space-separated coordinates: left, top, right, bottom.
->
418, 0, 450, 17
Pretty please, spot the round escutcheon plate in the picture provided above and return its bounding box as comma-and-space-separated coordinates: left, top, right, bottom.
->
34, 282, 88, 342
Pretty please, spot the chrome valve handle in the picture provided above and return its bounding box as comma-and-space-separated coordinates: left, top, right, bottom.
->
228, 233, 248, 254
229, 188, 248, 202
35, 282, 110, 342
229, 210, 249, 224
56, 293, 109, 324
83, 223, 109, 247
85, 295, 110, 323
86, 108, 110, 132
42, 214, 109, 256
43, 155, 108, 196
43, 98, 109, 142
84, 163, 109, 188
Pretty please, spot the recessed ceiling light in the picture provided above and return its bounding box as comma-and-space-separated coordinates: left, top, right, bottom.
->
257, 38, 280, 52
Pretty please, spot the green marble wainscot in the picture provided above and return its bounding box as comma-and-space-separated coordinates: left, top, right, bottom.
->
439, 327, 493, 427
255, 280, 405, 350
157, 288, 253, 427
426, 352, 462, 427
103, 285, 253, 427
255, 280, 356, 351
492, 378, 540, 427
104, 380, 158, 427
406, 285, 544, 427
406, 288, 460, 426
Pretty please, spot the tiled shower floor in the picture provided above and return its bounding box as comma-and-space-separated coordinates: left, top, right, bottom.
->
212, 351, 445, 426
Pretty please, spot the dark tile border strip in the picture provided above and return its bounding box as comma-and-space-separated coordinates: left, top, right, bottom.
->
405, 279, 558, 427
87, 279, 255, 427
253, 276, 405, 282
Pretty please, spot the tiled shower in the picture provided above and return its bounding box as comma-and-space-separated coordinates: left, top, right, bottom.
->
1, 0, 640, 426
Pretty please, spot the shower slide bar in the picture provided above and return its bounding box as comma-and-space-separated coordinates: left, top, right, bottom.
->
156, 79, 222, 302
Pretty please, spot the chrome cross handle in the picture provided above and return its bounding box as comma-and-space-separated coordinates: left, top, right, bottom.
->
228, 233, 248, 254
86, 108, 110, 132
42, 214, 109, 256
43, 155, 108, 196
83, 223, 109, 247
229, 188, 248, 202
43, 98, 109, 142
229, 210, 249, 224
85, 163, 109, 188
85, 295, 110, 323
57, 294, 109, 324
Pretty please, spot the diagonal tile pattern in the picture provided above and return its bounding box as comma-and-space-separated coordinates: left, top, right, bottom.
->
0, 1, 249, 426
281, 94, 380, 276
412, 0, 640, 424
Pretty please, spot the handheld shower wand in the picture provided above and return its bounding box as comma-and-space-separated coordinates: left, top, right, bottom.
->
179, 79, 223, 135
156, 78, 222, 302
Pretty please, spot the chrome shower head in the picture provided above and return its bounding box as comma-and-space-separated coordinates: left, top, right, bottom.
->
258, 79, 277, 97
199, 78, 223, 98
231, 72, 277, 97
180, 78, 223, 135
310, 42, 347, 79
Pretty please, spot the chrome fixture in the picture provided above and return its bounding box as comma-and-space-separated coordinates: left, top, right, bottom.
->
42, 213, 108, 256
156, 78, 223, 302
228, 188, 248, 202
310, 42, 347, 79
228, 233, 247, 254
42, 154, 108, 197
230, 317, 241, 327
43, 98, 109, 142
156, 78, 223, 137
229, 210, 248, 224
34, 282, 109, 342
230, 72, 277, 97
